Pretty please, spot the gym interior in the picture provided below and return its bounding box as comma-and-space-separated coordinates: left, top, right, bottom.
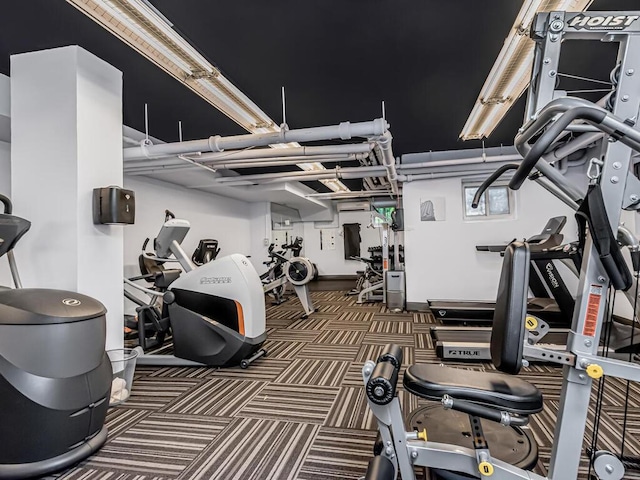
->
1, 1, 640, 479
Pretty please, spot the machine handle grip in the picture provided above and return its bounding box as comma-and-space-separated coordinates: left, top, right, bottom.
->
471, 164, 519, 208
510, 106, 607, 190
366, 361, 398, 405
0, 194, 12, 214
444, 396, 529, 426
364, 456, 395, 480
164, 210, 175, 221
142, 238, 150, 251
377, 343, 403, 371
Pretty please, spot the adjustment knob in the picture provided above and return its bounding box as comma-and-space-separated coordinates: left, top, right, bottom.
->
586, 364, 604, 379
478, 461, 494, 477
525, 316, 538, 330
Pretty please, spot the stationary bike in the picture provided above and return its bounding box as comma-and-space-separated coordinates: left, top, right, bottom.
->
124, 213, 267, 368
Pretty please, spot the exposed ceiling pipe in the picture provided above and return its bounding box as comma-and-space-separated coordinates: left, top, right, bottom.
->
123, 118, 387, 161
163, 157, 521, 188
400, 153, 522, 170
398, 169, 502, 183
213, 165, 387, 184
305, 191, 396, 200
373, 131, 398, 195
195, 143, 374, 162
205, 154, 365, 170
124, 153, 362, 171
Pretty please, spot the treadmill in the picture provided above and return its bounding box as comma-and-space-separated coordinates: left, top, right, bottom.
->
429, 216, 575, 327
431, 240, 580, 360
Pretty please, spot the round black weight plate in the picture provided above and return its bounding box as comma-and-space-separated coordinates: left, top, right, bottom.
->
407, 404, 538, 479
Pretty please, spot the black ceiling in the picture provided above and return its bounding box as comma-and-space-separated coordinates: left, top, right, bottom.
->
1, 0, 638, 192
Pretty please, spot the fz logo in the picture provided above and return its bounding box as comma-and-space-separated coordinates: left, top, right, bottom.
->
568, 14, 640, 30
62, 298, 81, 306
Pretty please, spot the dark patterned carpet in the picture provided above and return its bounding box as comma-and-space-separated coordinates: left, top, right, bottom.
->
50, 290, 640, 480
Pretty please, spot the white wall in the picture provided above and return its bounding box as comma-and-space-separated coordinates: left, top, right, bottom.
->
0, 141, 10, 287
0, 141, 9, 198
403, 177, 577, 305
300, 210, 388, 276
123, 175, 252, 274
249, 202, 271, 275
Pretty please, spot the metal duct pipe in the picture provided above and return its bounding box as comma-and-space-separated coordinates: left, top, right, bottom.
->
396, 160, 518, 176
124, 153, 360, 171
400, 153, 522, 170
211, 172, 339, 186
398, 169, 501, 183
196, 143, 374, 162
210, 155, 362, 170
374, 131, 398, 195
125, 164, 195, 175
189, 159, 519, 188
190, 165, 388, 188
123, 119, 387, 161
214, 164, 387, 183
305, 191, 395, 199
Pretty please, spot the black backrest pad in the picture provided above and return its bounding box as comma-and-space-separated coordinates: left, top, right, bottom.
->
490, 242, 530, 375
138, 254, 164, 283
0, 214, 31, 257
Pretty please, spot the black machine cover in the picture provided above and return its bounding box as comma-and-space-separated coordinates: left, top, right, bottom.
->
0, 214, 31, 257
0, 289, 107, 325
490, 242, 530, 374
403, 363, 543, 414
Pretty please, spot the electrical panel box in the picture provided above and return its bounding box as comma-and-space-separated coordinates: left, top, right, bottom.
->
92, 187, 135, 225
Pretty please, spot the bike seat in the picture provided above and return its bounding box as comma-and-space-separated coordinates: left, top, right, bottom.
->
403, 364, 543, 415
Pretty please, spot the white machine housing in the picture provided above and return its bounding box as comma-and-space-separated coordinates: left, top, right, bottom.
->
170, 253, 266, 339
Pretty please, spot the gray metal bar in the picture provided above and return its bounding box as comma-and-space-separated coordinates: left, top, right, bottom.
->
7, 250, 22, 288
548, 31, 640, 480
136, 354, 206, 367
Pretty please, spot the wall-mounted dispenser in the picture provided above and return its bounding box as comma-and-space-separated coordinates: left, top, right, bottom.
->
92, 186, 135, 225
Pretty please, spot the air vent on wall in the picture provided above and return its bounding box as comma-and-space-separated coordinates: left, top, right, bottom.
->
336, 201, 371, 212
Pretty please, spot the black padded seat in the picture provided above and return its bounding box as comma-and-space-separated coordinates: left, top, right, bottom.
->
403, 364, 543, 415
0, 214, 31, 257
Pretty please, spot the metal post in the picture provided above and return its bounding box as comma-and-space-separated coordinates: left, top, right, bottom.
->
547, 26, 640, 480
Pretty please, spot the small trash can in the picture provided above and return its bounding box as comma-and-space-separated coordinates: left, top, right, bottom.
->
107, 348, 139, 406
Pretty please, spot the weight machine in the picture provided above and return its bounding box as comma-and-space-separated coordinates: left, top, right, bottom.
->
362, 11, 640, 480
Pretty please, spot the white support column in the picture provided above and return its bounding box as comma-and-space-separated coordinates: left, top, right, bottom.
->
249, 202, 271, 275
11, 46, 124, 349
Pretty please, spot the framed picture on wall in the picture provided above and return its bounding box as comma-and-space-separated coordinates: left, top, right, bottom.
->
420, 197, 445, 221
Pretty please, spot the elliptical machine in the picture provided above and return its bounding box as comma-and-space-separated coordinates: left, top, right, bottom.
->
0, 194, 112, 479
125, 212, 267, 368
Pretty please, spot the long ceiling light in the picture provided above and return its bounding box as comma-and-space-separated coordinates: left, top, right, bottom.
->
459, 0, 593, 141
66, 0, 350, 192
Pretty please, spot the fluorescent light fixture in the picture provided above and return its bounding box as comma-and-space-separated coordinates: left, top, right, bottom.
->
460, 0, 593, 141
66, 0, 350, 192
